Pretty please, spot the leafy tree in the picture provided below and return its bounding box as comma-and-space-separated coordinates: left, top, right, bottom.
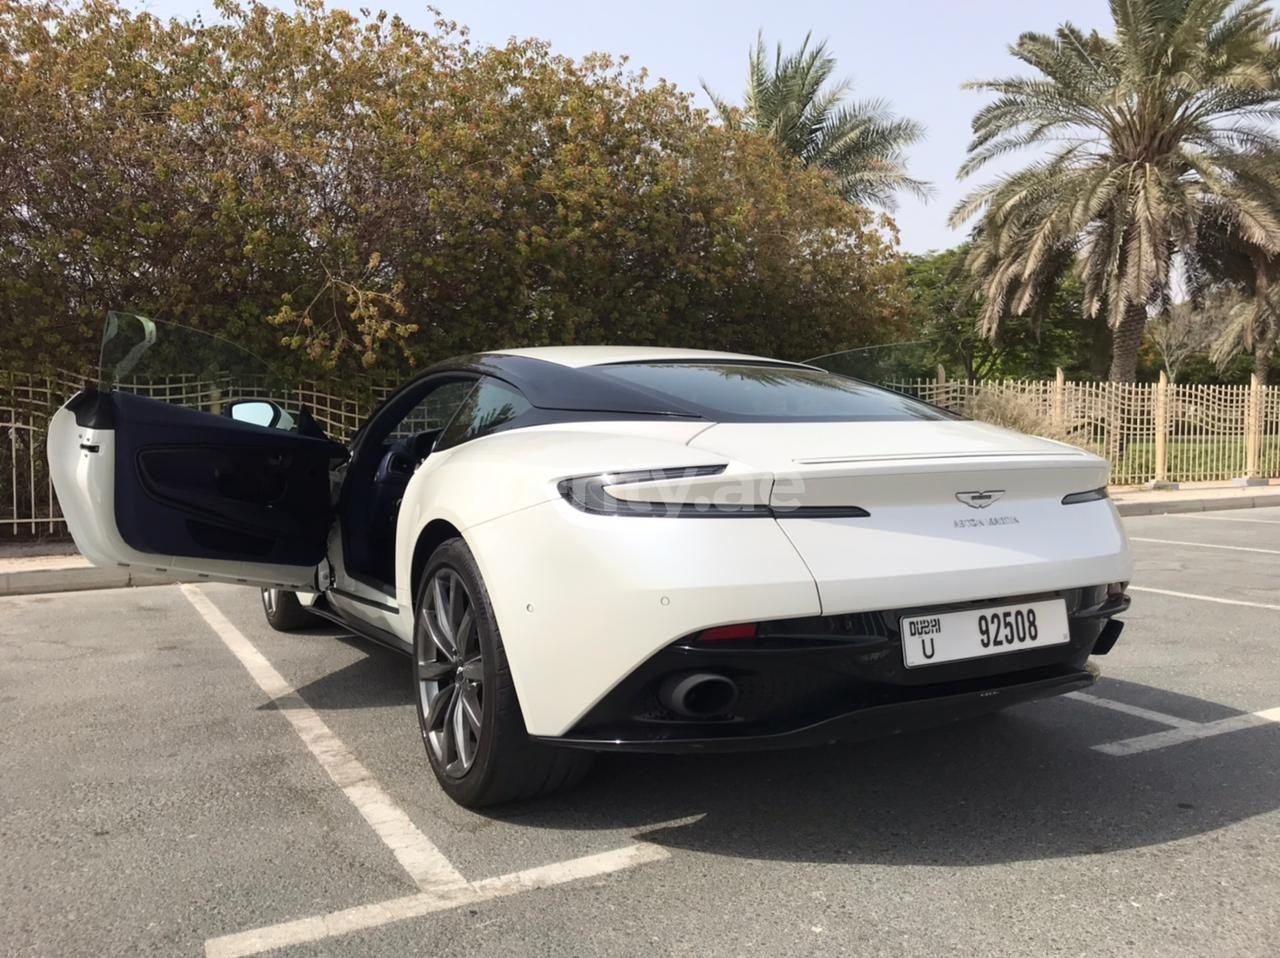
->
0, 1, 909, 381
703, 32, 929, 210
950, 0, 1280, 382
1146, 295, 1229, 381
1149, 349, 1259, 383
905, 246, 1108, 381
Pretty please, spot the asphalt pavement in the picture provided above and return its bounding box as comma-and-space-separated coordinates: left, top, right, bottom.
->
1, 508, 1278, 957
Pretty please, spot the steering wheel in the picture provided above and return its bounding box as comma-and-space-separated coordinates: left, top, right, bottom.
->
374, 429, 443, 484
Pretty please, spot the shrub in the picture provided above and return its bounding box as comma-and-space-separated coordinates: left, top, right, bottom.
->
961, 388, 1089, 447
0, 1, 909, 376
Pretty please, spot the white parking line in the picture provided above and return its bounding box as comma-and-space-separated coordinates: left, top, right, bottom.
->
183, 584, 669, 956
180, 585, 467, 890
204, 843, 669, 958
1129, 586, 1280, 612
1129, 537, 1280, 556
1094, 707, 1280, 756
1065, 691, 1198, 728
1162, 513, 1280, 525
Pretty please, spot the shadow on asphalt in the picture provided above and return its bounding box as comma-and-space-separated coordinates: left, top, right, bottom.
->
484, 683, 1280, 867
266, 629, 414, 711
271, 627, 1280, 867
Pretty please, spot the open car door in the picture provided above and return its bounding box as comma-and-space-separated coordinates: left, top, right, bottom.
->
47, 314, 345, 590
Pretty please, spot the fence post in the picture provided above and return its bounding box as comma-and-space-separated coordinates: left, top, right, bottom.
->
1240, 372, 1263, 484
935, 364, 946, 386
1153, 370, 1169, 485
1051, 367, 1065, 429
1104, 382, 1121, 473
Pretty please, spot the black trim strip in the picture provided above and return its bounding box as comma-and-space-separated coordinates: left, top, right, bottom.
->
772, 505, 872, 519
1062, 487, 1108, 505
307, 595, 410, 654
537, 668, 1094, 752
331, 586, 399, 615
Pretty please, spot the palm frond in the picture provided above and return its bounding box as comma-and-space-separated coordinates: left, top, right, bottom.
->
715, 31, 929, 210
954, 0, 1280, 376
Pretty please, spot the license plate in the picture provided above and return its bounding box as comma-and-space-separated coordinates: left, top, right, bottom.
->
900, 599, 1069, 668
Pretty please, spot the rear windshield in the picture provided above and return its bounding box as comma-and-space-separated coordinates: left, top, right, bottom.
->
589, 363, 955, 422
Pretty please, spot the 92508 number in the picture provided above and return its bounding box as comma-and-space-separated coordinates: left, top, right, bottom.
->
977, 608, 1039, 648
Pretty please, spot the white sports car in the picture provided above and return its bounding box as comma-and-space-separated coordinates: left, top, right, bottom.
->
49, 335, 1132, 806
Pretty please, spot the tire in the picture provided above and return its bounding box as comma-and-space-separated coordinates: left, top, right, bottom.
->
260, 588, 314, 632
413, 537, 592, 807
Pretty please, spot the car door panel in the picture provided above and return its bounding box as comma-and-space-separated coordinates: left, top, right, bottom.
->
49, 389, 341, 588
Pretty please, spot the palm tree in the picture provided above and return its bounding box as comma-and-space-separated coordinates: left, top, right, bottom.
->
1194, 221, 1280, 382
951, 0, 1280, 382
703, 33, 929, 210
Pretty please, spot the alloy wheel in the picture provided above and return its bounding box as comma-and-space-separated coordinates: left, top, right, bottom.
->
262, 588, 278, 616
416, 568, 485, 778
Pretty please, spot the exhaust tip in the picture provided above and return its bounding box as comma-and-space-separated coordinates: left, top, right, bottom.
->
659, 672, 739, 718
1093, 618, 1124, 656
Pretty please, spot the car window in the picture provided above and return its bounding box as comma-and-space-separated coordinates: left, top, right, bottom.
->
388, 380, 475, 439
100, 312, 308, 424
590, 363, 955, 422
434, 378, 532, 450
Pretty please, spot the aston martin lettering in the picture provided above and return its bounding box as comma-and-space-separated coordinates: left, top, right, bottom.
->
954, 515, 1021, 528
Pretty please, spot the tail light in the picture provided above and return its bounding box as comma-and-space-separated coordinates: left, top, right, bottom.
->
557, 466, 868, 518
557, 465, 772, 517
1062, 487, 1109, 505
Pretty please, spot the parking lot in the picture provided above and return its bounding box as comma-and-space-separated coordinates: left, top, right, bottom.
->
2, 507, 1278, 957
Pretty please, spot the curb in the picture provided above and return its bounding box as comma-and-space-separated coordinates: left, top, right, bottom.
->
0, 566, 194, 598
1114, 490, 1280, 517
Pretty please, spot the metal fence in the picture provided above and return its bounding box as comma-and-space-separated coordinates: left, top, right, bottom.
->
889, 371, 1279, 487
2, 369, 1277, 540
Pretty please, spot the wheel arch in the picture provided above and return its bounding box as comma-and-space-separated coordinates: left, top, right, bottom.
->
409, 518, 465, 609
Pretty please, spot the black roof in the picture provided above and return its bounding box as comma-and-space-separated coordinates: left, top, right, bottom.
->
417, 352, 805, 417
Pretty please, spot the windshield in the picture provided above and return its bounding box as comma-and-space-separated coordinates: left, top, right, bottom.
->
590, 363, 955, 422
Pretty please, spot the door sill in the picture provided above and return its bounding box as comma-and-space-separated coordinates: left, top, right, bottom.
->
308, 594, 410, 655
330, 586, 398, 616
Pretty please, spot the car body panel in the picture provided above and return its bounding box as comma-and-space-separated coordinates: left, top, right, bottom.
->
395, 414, 1129, 735
680, 417, 1129, 613
463, 499, 822, 737
776, 499, 1130, 615
685, 419, 1096, 466
47, 404, 322, 589
391, 421, 726, 619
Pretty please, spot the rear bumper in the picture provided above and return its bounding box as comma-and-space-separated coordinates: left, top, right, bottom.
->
542, 665, 1096, 753
542, 588, 1128, 753
466, 495, 1132, 738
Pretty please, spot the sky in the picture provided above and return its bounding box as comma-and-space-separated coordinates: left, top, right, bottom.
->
139, 0, 1114, 253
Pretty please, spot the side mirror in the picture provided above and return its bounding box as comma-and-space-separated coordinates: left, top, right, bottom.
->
224, 399, 295, 432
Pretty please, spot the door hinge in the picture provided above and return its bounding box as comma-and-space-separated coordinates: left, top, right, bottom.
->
317, 558, 333, 591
